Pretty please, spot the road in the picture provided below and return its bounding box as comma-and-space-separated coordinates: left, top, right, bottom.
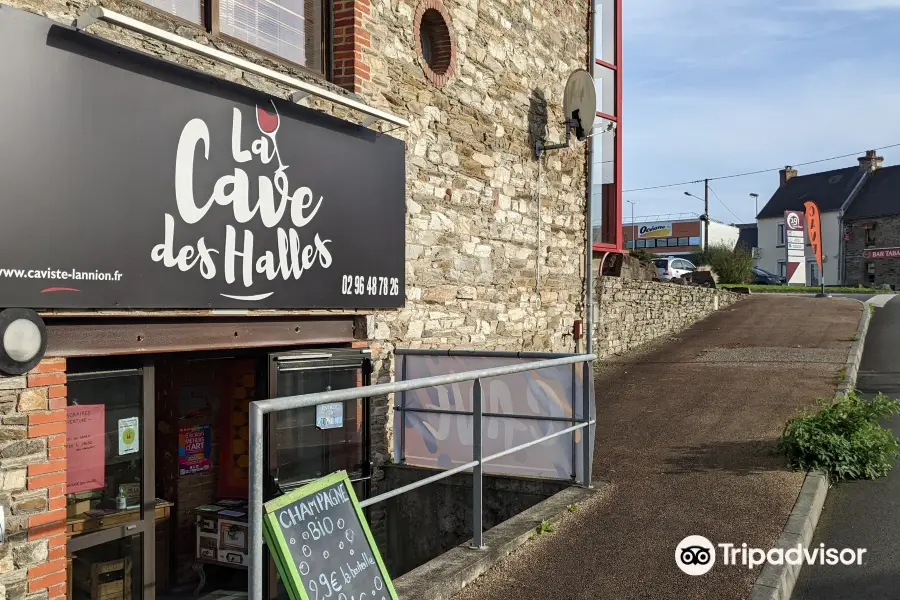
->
793, 295, 900, 599
452, 296, 861, 600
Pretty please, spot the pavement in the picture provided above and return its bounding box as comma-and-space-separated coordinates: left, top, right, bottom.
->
452, 295, 863, 600
792, 294, 900, 600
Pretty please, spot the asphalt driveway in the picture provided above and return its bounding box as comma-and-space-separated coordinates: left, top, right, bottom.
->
454, 295, 862, 600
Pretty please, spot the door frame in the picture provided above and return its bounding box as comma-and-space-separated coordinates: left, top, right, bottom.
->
66, 362, 156, 600
262, 349, 372, 600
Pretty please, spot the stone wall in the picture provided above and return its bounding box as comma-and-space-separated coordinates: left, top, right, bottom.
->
843, 216, 900, 287
361, 0, 590, 478
0, 359, 68, 600
353, 0, 591, 539
592, 278, 743, 359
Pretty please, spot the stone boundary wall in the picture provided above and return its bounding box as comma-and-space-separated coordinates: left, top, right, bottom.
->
592, 277, 743, 359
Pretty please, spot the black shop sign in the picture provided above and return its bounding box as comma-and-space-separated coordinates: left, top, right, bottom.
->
0, 7, 405, 309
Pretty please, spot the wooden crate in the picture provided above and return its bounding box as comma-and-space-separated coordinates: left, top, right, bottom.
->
73, 556, 132, 600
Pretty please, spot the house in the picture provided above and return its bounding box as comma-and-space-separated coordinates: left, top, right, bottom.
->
756, 151, 883, 285
842, 164, 900, 287
733, 223, 759, 264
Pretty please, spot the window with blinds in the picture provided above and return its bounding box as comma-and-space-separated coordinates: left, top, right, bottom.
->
142, 0, 202, 24
219, 0, 323, 71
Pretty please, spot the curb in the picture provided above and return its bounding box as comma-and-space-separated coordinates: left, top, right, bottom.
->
746, 298, 872, 600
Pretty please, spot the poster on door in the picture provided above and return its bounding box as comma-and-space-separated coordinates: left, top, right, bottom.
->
66, 405, 106, 494
118, 417, 140, 455
179, 425, 212, 475
784, 210, 807, 286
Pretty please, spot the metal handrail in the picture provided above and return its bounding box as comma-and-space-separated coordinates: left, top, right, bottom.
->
248, 352, 596, 600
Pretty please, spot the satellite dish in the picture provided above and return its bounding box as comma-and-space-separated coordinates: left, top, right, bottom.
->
533, 69, 600, 158
562, 70, 596, 141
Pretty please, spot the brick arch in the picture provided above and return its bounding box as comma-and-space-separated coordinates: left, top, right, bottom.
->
413, 0, 457, 87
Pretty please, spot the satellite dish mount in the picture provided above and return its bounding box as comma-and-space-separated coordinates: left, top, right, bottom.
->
535, 70, 597, 159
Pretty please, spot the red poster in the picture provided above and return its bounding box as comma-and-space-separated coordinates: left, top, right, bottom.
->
66, 405, 106, 494
804, 201, 823, 271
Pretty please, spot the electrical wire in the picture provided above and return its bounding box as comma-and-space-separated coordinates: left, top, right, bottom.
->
706, 184, 742, 223
623, 142, 900, 193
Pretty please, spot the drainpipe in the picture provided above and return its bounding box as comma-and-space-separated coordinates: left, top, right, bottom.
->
837, 167, 874, 284
585, 1, 595, 357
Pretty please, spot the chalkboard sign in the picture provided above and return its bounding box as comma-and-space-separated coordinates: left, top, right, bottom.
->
263, 471, 398, 600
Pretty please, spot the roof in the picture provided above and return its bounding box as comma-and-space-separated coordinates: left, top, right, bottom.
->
756, 166, 864, 219
735, 224, 758, 249
843, 165, 900, 219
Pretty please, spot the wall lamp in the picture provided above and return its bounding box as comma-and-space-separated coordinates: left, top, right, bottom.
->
0, 309, 47, 375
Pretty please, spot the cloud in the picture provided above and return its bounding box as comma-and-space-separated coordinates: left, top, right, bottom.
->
793, 0, 900, 11
611, 1, 900, 224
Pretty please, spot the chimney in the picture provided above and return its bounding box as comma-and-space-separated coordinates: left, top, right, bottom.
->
779, 166, 798, 187
858, 150, 884, 172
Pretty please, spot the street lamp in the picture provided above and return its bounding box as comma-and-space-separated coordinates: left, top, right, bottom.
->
684, 190, 709, 252
750, 193, 759, 217
625, 200, 637, 248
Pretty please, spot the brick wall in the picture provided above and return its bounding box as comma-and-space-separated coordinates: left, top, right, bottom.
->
843, 216, 900, 287
593, 278, 743, 359
332, 0, 371, 92
0, 359, 67, 600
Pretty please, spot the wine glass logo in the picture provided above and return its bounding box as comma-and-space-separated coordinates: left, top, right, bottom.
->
255, 100, 287, 172
256, 102, 280, 136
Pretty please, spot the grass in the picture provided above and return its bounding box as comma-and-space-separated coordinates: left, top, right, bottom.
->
720, 284, 895, 294
529, 520, 556, 540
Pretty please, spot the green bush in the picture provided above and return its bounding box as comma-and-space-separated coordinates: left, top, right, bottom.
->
629, 248, 656, 264
695, 243, 754, 284
778, 391, 900, 481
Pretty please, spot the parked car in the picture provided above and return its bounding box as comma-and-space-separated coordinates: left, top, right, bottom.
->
751, 267, 785, 285
654, 256, 696, 281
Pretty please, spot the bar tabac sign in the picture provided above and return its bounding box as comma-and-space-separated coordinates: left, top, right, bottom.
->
864, 248, 900, 259
0, 7, 405, 310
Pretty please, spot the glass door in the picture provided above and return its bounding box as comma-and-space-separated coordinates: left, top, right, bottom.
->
66, 365, 155, 600
263, 349, 371, 600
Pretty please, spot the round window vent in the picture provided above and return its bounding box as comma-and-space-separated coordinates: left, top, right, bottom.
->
414, 0, 456, 86
828, 174, 843, 184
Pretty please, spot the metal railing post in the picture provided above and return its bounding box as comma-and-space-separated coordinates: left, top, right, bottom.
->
581, 363, 593, 488
249, 403, 265, 600
571, 363, 577, 481
399, 354, 407, 464
470, 378, 485, 549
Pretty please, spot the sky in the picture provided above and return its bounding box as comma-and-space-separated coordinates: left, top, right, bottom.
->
615, 0, 900, 225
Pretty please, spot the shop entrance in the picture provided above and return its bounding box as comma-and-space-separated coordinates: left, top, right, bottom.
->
64, 348, 371, 600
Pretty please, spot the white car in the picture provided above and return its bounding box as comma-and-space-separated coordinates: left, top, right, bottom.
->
654, 256, 696, 281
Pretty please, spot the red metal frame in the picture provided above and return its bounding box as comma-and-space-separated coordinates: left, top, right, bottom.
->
591, 0, 623, 252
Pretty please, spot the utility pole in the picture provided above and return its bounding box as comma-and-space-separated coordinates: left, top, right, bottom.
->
704, 178, 709, 253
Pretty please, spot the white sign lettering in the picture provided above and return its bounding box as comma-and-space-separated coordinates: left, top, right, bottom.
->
152, 103, 333, 301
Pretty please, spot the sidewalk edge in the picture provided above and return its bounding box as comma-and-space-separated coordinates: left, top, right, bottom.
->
746, 299, 872, 600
